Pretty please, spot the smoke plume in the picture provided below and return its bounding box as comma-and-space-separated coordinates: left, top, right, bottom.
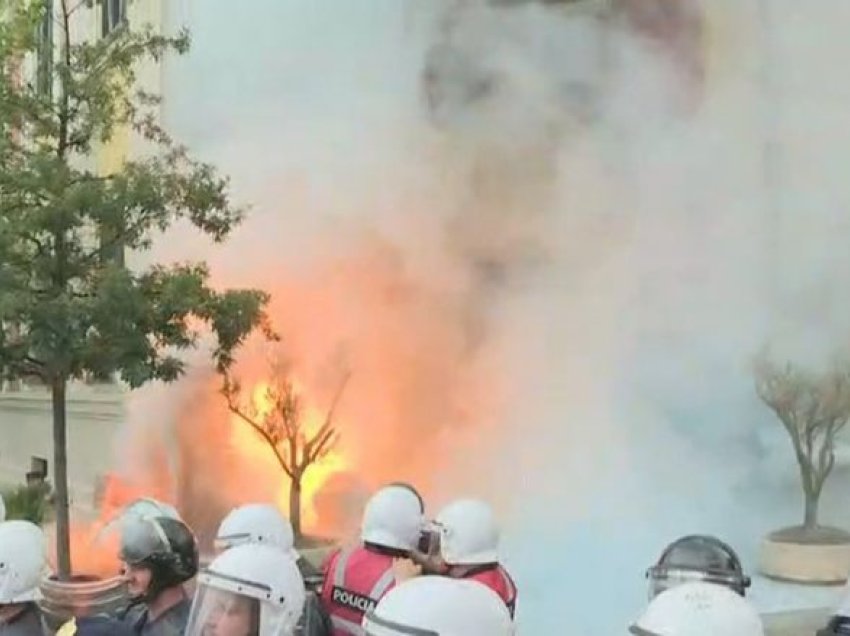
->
102, 0, 850, 631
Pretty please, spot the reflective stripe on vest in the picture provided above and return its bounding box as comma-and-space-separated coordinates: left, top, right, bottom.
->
330, 615, 365, 636
497, 566, 517, 618
330, 546, 397, 634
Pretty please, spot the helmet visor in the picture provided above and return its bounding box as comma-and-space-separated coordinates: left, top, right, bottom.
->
363, 610, 439, 636
119, 517, 173, 564
186, 581, 260, 636
647, 567, 746, 600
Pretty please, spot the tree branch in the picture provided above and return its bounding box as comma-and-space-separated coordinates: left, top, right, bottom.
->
222, 379, 294, 479
303, 371, 351, 465
307, 428, 337, 465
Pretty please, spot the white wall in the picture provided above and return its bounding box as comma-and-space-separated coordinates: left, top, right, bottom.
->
0, 386, 125, 520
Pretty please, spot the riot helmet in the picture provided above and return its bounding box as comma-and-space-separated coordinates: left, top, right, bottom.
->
0, 520, 47, 604
435, 498, 499, 565
363, 576, 514, 636
631, 581, 763, 636
215, 504, 298, 560
361, 486, 424, 552
646, 535, 750, 600
384, 483, 425, 514
120, 515, 198, 602
185, 543, 305, 636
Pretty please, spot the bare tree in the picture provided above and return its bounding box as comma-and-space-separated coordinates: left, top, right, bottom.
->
222, 360, 350, 539
755, 355, 850, 535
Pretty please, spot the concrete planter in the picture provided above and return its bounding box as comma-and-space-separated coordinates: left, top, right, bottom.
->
39, 575, 128, 632
760, 528, 850, 584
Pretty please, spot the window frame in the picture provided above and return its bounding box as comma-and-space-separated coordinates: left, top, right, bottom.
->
101, 0, 128, 38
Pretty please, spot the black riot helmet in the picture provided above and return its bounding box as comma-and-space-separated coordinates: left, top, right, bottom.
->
120, 515, 199, 601
819, 615, 850, 636
646, 535, 751, 600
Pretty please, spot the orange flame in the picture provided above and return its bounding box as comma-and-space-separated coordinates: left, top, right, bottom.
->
229, 380, 349, 532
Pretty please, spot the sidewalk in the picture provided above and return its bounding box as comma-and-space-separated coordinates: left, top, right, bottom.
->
764, 608, 827, 635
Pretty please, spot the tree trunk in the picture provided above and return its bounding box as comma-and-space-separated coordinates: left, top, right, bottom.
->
804, 489, 819, 529
51, 377, 72, 579
290, 478, 302, 541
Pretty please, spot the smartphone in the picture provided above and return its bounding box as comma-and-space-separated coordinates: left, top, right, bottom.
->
417, 528, 440, 556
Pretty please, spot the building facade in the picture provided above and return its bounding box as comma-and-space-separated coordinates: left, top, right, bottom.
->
0, 0, 167, 518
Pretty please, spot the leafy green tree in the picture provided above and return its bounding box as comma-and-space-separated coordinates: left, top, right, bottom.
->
0, 0, 270, 579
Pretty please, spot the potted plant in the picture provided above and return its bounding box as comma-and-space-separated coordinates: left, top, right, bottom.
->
754, 354, 850, 582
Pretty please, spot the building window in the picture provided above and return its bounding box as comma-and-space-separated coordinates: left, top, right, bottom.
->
36, 0, 53, 97
101, 0, 127, 38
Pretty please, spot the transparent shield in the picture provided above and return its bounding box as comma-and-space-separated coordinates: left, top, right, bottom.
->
648, 568, 708, 600
648, 568, 745, 601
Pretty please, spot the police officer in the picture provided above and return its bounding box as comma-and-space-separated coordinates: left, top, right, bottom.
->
215, 504, 331, 636
423, 498, 518, 618
118, 515, 199, 636
645, 535, 751, 600
0, 521, 48, 636
629, 581, 764, 635
185, 543, 305, 636
362, 576, 514, 636
320, 485, 424, 635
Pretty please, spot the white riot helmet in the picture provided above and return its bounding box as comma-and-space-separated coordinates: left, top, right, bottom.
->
187, 543, 306, 636
435, 498, 499, 565
361, 486, 424, 552
363, 576, 514, 636
630, 581, 764, 636
0, 520, 47, 604
215, 504, 298, 559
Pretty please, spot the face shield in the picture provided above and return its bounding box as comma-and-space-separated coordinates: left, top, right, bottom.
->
646, 536, 750, 600
186, 570, 288, 636
120, 517, 174, 565
186, 585, 260, 636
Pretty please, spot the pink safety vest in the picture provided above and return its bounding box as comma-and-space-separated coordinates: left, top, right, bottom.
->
320, 546, 397, 636
465, 564, 518, 618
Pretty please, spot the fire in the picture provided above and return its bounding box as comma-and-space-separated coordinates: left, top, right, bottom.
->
229, 380, 349, 534
58, 477, 176, 578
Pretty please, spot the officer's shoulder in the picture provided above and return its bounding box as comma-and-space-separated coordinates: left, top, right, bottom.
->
75, 614, 138, 636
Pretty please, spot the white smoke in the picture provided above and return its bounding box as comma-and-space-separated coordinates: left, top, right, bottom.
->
115, 0, 850, 631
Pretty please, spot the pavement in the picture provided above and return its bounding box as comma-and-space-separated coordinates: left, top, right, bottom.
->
764, 608, 828, 635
